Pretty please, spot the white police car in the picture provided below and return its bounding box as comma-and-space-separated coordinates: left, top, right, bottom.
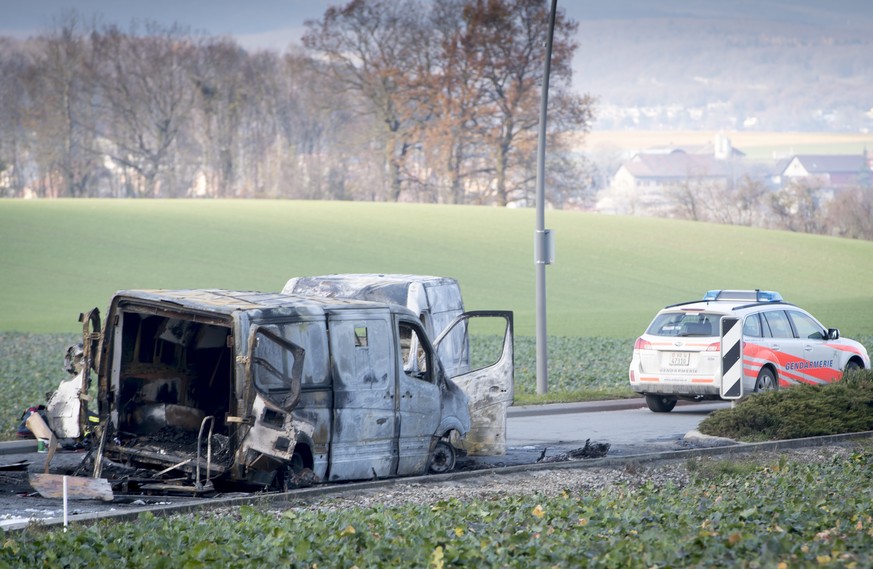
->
629, 290, 870, 412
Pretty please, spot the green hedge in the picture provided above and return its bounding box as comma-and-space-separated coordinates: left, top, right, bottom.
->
700, 369, 873, 441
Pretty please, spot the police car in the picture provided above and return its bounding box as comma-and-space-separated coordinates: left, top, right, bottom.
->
629, 290, 870, 412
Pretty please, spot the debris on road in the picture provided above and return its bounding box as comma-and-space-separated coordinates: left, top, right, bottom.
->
28, 473, 113, 502
537, 439, 611, 463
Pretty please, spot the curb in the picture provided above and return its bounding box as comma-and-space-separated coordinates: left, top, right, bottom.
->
0, 440, 36, 455
508, 398, 646, 417
507, 397, 710, 417
683, 429, 739, 447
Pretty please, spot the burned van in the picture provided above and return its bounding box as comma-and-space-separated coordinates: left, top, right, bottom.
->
282, 274, 514, 456
82, 289, 512, 491
282, 275, 465, 365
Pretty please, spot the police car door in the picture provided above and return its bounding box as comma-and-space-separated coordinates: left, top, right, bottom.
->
434, 311, 514, 456
785, 309, 841, 384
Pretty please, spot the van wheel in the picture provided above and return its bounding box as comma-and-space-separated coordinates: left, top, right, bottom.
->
279, 465, 318, 491
428, 440, 456, 474
645, 394, 677, 413
279, 450, 318, 490
754, 368, 777, 392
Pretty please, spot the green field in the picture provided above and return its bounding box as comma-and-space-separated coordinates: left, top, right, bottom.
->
586, 130, 873, 161
2, 199, 873, 337
0, 199, 872, 432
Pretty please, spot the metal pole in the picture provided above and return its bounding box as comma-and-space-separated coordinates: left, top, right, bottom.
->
535, 0, 557, 395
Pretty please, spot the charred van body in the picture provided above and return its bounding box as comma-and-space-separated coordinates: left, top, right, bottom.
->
77, 289, 512, 491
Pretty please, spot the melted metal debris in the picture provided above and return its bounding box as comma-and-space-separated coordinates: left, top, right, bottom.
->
537, 439, 611, 463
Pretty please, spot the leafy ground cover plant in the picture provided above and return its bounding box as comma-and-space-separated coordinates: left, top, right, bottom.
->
0, 333, 79, 435
2, 333, 871, 437
0, 333, 636, 436
699, 369, 873, 441
2, 447, 871, 567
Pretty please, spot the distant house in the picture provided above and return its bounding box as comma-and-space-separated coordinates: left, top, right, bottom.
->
601, 137, 744, 215
611, 150, 737, 190
780, 154, 872, 189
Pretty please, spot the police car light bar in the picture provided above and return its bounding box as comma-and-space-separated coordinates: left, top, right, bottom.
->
703, 289, 784, 302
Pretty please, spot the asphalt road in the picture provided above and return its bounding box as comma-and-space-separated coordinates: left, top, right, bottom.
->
506, 398, 731, 458
452, 398, 732, 469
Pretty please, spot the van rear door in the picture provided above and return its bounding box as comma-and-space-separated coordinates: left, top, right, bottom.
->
434, 311, 514, 456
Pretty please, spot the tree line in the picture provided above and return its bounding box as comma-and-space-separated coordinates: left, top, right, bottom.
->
601, 171, 873, 241
0, 0, 595, 207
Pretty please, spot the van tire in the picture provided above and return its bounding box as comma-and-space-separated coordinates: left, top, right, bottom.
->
645, 394, 677, 413
279, 462, 318, 490
428, 440, 456, 474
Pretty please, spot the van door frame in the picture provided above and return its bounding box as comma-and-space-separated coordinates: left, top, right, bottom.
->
394, 315, 443, 475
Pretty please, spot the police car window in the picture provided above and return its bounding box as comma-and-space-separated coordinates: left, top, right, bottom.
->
743, 314, 763, 338
646, 312, 718, 337
762, 311, 794, 339
788, 311, 825, 340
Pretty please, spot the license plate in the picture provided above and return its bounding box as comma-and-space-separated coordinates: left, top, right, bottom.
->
669, 352, 690, 366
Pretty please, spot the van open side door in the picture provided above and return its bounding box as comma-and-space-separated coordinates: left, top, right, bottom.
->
434, 311, 513, 456
45, 308, 101, 441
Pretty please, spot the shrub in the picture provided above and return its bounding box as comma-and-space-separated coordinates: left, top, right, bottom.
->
699, 369, 873, 441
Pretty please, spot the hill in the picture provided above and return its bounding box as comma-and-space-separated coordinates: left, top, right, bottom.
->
566, 0, 873, 131
2, 199, 872, 337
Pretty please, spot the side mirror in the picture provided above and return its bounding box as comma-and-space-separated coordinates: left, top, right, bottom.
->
828, 328, 840, 340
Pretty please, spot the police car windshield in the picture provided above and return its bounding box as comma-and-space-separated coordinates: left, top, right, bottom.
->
647, 312, 719, 337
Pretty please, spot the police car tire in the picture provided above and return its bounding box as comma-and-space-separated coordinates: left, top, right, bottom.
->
754, 368, 778, 392
645, 394, 677, 413
845, 360, 862, 373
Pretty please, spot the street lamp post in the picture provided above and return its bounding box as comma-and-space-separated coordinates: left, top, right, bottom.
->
535, 0, 558, 395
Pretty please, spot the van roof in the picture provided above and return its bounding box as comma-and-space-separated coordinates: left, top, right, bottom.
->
282, 274, 461, 309
112, 289, 410, 319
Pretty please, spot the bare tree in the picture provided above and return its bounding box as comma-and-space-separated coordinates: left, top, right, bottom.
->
90, 22, 198, 197
0, 38, 32, 197
462, 0, 592, 206
0, 1, 599, 211
277, 50, 372, 200
303, 0, 424, 201
28, 14, 103, 198
667, 178, 707, 221
401, 0, 488, 204
824, 187, 873, 240
715, 175, 770, 226
768, 180, 824, 233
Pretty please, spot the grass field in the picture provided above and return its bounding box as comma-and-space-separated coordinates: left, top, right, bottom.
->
1, 199, 872, 434
2, 199, 873, 337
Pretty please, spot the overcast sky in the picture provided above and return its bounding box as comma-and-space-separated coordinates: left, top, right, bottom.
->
0, 0, 334, 50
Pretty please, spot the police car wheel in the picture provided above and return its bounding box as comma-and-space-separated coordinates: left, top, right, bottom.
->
845, 360, 861, 373
754, 368, 777, 392
645, 394, 677, 413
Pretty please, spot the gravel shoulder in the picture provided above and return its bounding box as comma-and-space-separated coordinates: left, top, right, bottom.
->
263, 443, 864, 517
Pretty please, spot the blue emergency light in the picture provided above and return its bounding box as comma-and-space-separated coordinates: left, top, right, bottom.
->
703, 289, 784, 302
